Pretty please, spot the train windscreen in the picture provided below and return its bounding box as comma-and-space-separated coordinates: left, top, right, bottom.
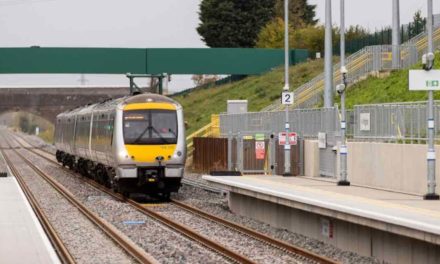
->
123, 110, 177, 145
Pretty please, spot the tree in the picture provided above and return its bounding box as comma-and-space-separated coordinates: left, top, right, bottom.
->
197, 0, 276, 47
345, 25, 369, 42
257, 22, 340, 55
274, 0, 317, 29
191, 75, 220, 86
408, 10, 426, 38
256, 17, 294, 48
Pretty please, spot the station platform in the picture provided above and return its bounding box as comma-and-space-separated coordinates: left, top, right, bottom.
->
203, 175, 440, 264
0, 176, 60, 264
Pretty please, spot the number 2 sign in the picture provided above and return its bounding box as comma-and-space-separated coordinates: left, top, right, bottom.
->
281, 92, 294, 105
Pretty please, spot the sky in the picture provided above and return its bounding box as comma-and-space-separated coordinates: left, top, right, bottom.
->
0, 0, 438, 92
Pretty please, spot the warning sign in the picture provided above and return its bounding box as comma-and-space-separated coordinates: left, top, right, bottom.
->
255, 141, 265, 160
278, 132, 298, 145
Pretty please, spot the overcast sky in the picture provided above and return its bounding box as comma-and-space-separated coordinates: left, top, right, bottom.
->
0, 0, 437, 92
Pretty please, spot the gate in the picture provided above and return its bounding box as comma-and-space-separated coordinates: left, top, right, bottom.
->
242, 138, 270, 174
193, 135, 304, 176
275, 139, 304, 176
193, 137, 228, 173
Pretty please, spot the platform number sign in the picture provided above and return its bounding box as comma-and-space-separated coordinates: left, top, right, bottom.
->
281, 92, 294, 105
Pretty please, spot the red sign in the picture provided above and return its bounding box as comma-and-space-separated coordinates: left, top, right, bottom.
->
255, 141, 265, 160
278, 132, 297, 145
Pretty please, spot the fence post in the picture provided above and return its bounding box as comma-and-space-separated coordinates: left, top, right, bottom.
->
237, 133, 244, 173
228, 132, 232, 171
270, 133, 276, 175
424, 0, 439, 200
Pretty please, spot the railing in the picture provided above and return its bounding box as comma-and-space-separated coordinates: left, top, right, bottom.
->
263, 24, 440, 112
219, 107, 339, 138
186, 115, 220, 159
352, 101, 440, 143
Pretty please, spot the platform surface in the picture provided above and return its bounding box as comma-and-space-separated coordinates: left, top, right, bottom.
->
203, 175, 440, 242
0, 177, 60, 264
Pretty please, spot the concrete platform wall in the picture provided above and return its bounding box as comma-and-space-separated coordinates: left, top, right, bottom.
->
229, 192, 440, 264
304, 140, 320, 177
303, 140, 440, 195
347, 142, 440, 195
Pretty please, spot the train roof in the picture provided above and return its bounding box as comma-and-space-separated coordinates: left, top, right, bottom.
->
122, 93, 177, 105
57, 93, 179, 118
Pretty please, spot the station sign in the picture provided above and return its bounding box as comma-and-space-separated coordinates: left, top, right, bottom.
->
255, 141, 265, 160
409, 70, 440, 91
278, 132, 297, 145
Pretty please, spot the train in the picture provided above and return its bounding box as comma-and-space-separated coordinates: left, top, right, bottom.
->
54, 93, 186, 199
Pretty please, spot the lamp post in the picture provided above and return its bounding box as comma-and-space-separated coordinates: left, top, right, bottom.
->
392, 0, 401, 69
424, 0, 439, 200
337, 0, 350, 186
324, 0, 333, 108
283, 0, 292, 176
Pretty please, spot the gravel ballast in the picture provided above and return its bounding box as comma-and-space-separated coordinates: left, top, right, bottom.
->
16, 132, 382, 263
176, 177, 383, 264
19, 148, 232, 264
152, 203, 306, 264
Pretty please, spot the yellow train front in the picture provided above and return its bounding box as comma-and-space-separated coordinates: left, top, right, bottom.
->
54, 93, 186, 199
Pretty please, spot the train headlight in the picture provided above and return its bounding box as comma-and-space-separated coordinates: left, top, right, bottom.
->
176, 151, 182, 157
118, 150, 129, 159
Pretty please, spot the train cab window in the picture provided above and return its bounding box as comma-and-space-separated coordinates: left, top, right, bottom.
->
123, 110, 177, 145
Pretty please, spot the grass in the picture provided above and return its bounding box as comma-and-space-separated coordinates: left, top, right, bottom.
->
173, 58, 333, 135
339, 56, 440, 108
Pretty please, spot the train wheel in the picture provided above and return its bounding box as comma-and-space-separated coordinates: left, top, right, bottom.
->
111, 179, 119, 193
161, 192, 171, 201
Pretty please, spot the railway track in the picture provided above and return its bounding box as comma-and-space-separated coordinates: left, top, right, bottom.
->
7, 133, 254, 263
0, 149, 75, 264
168, 200, 337, 264
10, 132, 339, 264
1, 136, 157, 264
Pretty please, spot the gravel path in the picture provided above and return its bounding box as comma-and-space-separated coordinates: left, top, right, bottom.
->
174, 181, 383, 264
5, 149, 136, 264
19, 148, 232, 264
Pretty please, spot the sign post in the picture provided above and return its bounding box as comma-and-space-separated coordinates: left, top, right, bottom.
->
413, 0, 439, 200
282, 0, 293, 177
337, 0, 350, 186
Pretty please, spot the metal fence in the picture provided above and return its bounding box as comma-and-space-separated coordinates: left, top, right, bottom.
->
263, 45, 419, 111
263, 21, 440, 112
352, 102, 440, 143
220, 107, 340, 138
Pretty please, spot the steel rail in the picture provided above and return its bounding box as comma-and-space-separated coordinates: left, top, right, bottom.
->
4, 142, 157, 264
0, 148, 76, 264
21, 136, 337, 264
14, 132, 338, 264
170, 199, 338, 264
10, 134, 255, 264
